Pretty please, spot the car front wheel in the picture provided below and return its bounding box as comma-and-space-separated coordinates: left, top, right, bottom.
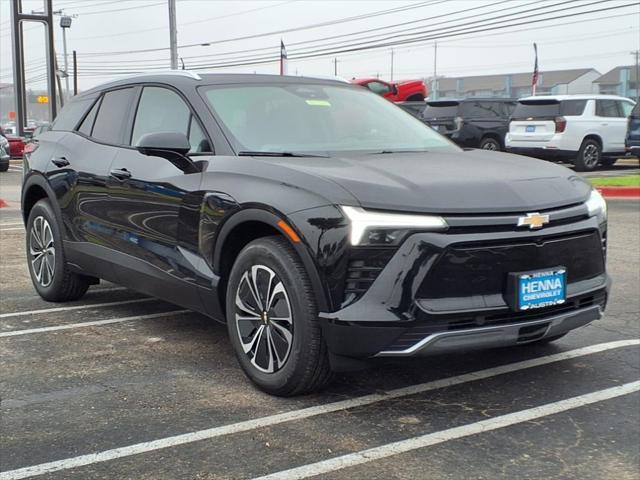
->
26, 199, 91, 301
226, 236, 332, 396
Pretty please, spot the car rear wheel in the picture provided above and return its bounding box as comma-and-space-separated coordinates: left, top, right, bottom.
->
479, 137, 501, 151
574, 139, 601, 172
226, 236, 332, 396
26, 199, 91, 302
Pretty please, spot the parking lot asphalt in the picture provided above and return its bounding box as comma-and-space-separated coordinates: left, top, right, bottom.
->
1, 165, 639, 480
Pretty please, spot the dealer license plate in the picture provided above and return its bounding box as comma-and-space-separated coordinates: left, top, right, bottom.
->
517, 268, 566, 310
526, 125, 536, 132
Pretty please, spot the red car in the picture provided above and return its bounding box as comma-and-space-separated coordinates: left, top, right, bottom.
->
351, 78, 427, 102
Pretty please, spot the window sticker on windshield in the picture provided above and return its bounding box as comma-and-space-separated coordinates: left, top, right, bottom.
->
305, 99, 331, 107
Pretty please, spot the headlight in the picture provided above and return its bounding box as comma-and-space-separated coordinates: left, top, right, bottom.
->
586, 189, 607, 219
341, 206, 448, 246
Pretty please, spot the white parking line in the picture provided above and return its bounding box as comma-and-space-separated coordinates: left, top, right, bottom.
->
0, 227, 24, 231
0, 298, 155, 319
0, 222, 23, 227
254, 381, 640, 480
0, 339, 636, 480
0, 309, 189, 338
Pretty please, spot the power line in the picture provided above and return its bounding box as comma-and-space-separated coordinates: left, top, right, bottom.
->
74, 0, 444, 56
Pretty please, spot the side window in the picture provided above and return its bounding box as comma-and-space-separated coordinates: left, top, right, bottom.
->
620, 101, 635, 117
502, 102, 517, 117
596, 100, 621, 118
51, 98, 93, 131
131, 86, 210, 153
77, 98, 101, 136
366, 81, 391, 95
188, 118, 211, 153
560, 100, 587, 116
92, 88, 135, 144
461, 101, 501, 118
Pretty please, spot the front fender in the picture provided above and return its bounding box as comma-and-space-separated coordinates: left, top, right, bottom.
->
209, 206, 333, 312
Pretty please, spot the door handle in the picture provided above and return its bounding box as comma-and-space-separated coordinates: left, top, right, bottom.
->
109, 168, 132, 180
51, 156, 69, 167
601, 123, 608, 126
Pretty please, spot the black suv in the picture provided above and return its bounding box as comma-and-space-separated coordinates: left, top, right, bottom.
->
22, 73, 609, 396
419, 98, 517, 150
626, 102, 640, 154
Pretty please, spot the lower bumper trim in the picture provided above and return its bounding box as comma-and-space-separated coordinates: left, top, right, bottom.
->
375, 305, 602, 357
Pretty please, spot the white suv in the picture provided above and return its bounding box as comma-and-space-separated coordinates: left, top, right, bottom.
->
505, 95, 635, 171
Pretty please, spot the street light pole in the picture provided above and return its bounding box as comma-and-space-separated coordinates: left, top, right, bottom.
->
168, 0, 178, 69
432, 41, 438, 100
60, 15, 72, 98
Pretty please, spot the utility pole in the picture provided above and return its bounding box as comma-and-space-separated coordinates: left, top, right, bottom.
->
390, 49, 394, 81
168, 0, 178, 69
73, 50, 77, 95
432, 41, 438, 100
60, 15, 72, 98
333, 57, 338, 76
632, 50, 639, 104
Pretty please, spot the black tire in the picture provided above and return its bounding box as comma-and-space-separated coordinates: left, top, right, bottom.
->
574, 139, 601, 172
26, 199, 91, 302
479, 137, 501, 151
0, 162, 8, 172
226, 236, 332, 396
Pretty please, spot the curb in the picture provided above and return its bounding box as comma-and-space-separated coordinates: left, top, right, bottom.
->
596, 186, 640, 199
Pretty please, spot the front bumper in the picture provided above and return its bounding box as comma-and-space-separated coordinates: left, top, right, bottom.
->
375, 304, 602, 356
319, 210, 608, 358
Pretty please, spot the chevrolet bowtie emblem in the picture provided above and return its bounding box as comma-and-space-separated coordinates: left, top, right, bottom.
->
517, 212, 550, 229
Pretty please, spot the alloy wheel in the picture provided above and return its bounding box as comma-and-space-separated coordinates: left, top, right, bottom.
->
29, 216, 55, 287
234, 265, 294, 374
482, 140, 499, 150
583, 144, 600, 168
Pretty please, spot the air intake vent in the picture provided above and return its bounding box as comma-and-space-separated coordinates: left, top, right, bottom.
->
343, 248, 396, 305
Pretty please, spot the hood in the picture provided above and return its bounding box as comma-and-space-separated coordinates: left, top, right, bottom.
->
262, 149, 592, 214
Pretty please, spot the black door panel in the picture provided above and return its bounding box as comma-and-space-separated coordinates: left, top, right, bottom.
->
106, 149, 207, 308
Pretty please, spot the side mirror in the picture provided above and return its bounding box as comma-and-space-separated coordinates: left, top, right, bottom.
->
391, 84, 398, 95
135, 132, 198, 173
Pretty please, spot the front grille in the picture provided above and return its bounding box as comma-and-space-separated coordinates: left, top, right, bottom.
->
417, 230, 605, 300
384, 289, 606, 352
343, 247, 396, 305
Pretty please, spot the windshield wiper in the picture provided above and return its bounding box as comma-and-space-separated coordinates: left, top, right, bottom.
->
238, 151, 329, 158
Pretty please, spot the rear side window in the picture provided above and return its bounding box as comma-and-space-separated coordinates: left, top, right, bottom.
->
560, 100, 586, 116
423, 102, 459, 118
596, 100, 621, 118
77, 98, 101, 136
92, 88, 135, 144
460, 101, 502, 118
51, 98, 93, 131
620, 101, 634, 117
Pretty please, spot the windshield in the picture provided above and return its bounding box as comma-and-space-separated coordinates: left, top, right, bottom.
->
201, 83, 459, 155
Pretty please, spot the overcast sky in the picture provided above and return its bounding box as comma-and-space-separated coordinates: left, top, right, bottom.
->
0, 0, 638, 91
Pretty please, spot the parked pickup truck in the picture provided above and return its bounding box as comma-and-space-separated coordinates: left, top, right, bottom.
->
351, 78, 427, 102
